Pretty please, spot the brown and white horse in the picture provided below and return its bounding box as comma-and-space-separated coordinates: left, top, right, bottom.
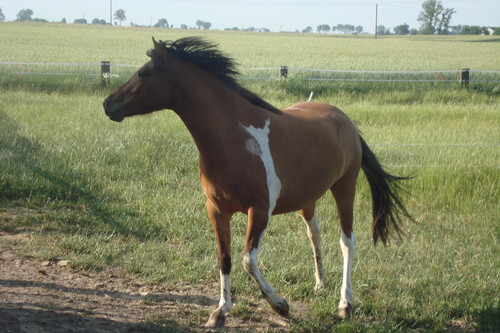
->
103, 37, 412, 328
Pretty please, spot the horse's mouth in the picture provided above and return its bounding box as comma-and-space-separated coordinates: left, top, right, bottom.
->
103, 99, 126, 122
108, 112, 125, 122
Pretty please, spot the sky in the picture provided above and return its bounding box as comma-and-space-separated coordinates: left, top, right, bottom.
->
1, 0, 499, 34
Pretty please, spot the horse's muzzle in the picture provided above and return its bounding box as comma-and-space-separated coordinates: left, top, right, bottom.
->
103, 97, 125, 122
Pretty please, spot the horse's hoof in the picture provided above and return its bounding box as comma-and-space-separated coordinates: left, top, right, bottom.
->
338, 303, 353, 319
204, 310, 226, 328
269, 297, 290, 317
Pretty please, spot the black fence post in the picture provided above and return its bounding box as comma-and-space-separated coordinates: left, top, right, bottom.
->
100, 61, 111, 87
279, 66, 288, 80
460, 68, 470, 88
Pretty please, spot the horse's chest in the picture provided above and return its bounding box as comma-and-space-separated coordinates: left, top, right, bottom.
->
200, 119, 282, 213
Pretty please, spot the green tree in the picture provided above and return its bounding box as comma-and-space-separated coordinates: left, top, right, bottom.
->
302, 26, 312, 33
460, 25, 482, 35
0, 7, 5, 22
114, 9, 126, 25
154, 18, 169, 28
449, 25, 462, 35
196, 20, 211, 30
16, 9, 33, 21
377, 25, 391, 35
316, 24, 330, 33
394, 23, 410, 35
333, 24, 355, 34
92, 18, 107, 25
417, 0, 455, 35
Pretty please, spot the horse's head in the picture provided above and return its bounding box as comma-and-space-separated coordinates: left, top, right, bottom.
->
103, 38, 174, 122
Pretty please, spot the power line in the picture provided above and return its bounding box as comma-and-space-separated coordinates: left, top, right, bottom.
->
162, 0, 499, 4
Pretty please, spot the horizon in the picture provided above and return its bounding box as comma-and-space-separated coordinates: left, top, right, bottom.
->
1, 0, 499, 34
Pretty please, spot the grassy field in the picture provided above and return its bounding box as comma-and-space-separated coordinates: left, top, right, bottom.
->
1, 22, 499, 332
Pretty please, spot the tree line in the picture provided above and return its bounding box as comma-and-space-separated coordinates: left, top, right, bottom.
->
1, 1, 498, 35
0, 7, 214, 30
314, 0, 498, 36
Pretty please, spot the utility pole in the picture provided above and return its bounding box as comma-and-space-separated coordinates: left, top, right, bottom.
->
110, 0, 113, 25
375, 4, 378, 39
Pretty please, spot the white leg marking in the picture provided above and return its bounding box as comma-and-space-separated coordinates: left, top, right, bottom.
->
302, 214, 325, 290
241, 119, 281, 218
339, 231, 355, 309
218, 271, 232, 310
243, 247, 276, 296
205, 271, 233, 327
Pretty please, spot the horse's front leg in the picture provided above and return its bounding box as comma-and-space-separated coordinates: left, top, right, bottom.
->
243, 207, 289, 317
205, 202, 233, 328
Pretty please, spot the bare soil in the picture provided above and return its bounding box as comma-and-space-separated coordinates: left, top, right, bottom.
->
0, 235, 292, 333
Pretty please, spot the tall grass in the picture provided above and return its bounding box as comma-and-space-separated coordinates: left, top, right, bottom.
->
3, 22, 499, 71
1, 23, 499, 331
1, 22, 500, 94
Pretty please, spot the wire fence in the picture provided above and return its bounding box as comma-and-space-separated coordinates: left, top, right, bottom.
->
1, 61, 500, 86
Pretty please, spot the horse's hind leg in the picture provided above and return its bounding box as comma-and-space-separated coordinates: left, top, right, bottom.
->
300, 204, 326, 291
331, 175, 357, 319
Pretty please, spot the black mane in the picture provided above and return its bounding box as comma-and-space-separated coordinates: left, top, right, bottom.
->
148, 37, 282, 114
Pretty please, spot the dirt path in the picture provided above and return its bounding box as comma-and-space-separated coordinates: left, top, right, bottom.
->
0, 246, 292, 332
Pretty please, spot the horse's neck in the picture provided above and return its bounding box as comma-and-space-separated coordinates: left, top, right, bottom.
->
171, 65, 260, 162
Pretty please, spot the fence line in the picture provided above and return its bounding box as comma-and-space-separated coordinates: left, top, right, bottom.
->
0, 61, 138, 68
385, 164, 500, 168
1, 61, 500, 84
13, 72, 100, 77
371, 143, 500, 146
2, 61, 500, 74
0, 61, 103, 66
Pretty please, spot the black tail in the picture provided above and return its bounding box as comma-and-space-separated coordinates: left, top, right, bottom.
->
359, 136, 413, 246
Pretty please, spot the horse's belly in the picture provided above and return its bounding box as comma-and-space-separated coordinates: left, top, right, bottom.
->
272, 168, 337, 214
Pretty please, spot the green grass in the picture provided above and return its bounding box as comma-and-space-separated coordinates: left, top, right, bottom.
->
1, 22, 499, 332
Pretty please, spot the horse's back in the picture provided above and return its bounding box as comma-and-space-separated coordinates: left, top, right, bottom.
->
283, 102, 353, 123
281, 102, 361, 152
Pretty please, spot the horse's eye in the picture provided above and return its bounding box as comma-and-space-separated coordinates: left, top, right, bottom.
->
137, 70, 149, 79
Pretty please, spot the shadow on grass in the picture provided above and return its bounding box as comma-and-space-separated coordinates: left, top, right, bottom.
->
478, 306, 500, 332
0, 110, 158, 240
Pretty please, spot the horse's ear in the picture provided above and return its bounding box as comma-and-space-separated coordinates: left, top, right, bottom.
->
152, 37, 168, 58
152, 37, 161, 50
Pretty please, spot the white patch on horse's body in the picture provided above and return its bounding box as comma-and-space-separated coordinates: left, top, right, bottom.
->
241, 119, 281, 218
339, 231, 355, 309
302, 214, 326, 290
